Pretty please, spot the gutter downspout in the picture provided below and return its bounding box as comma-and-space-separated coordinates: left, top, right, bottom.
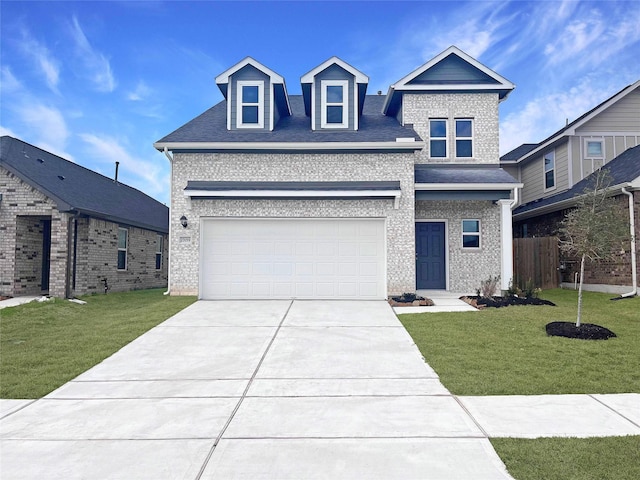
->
163, 147, 173, 296
499, 185, 521, 292
620, 187, 637, 297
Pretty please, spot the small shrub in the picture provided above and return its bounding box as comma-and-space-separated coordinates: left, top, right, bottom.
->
478, 275, 500, 298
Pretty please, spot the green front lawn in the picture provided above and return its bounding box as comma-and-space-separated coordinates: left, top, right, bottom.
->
400, 289, 640, 396
400, 289, 640, 480
0, 289, 196, 399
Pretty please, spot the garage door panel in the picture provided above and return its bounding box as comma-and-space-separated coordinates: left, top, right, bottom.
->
201, 219, 385, 299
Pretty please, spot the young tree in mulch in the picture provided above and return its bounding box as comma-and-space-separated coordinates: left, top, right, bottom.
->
551, 170, 631, 340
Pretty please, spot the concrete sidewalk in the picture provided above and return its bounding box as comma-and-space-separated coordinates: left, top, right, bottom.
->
1, 300, 638, 479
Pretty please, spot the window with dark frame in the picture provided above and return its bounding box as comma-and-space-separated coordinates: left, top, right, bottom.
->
155, 235, 163, 270
544, 151, 555, 190
117, 228, 128, 270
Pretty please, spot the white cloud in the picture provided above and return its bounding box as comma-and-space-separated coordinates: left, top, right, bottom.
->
0, 125, 19, 138
127, 80, 151, 101
18, 27, 60, 92
1, 66, 23, 93
15, 103, 70, 151
79, 133, 168, 200
69, 16, 116, 93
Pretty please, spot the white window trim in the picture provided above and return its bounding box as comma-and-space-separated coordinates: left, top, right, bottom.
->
237, 80, 264, 128
461, 219, 481, 250
117, 227, 128, 271
455, 118, 474, 158
543, 150, 556, 192
321, 80, 349, 129
584, 137, 604, 159
429, 118, 448, 159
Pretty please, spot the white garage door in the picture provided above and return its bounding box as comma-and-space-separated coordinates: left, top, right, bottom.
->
200, 218, 386, 299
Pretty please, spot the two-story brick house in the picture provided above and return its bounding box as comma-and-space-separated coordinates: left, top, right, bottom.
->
155, 46, 521, 299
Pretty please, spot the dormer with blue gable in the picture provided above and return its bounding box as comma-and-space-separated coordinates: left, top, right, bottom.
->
215, 57, 291, 131
300, 57, 368, 131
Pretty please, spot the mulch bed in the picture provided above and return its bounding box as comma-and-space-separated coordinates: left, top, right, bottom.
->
388, 294, 434, 307
546, 321, 617, 340
460, 296, 556, 308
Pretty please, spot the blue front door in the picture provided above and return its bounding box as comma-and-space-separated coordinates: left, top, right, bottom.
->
416, 222, 446, 289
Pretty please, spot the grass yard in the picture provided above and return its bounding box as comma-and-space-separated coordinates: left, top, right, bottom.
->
0, 289, 196, 399
400, 289, 640, 480
399, 289, 640, 396
491, 436, 640, 480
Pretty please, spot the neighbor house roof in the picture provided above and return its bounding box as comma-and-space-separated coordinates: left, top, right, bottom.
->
1, 136, 168, 233
154, 95, 423, 151
514, 145, 640, 219
501, 80, 640, 165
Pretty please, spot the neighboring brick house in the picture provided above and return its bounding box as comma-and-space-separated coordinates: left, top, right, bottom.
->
155, 46, 521, 299
0, 136, 169, 298
501, 80, 640, 292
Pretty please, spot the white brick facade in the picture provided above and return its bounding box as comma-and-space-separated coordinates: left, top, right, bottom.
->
169, 152, 416, 296
403, 93, 500, 164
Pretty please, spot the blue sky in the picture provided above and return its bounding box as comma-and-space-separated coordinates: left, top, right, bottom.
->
2, 0, 639, 204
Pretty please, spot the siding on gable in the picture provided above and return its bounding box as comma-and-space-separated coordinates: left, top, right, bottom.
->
313, 64, 356, 130
229, 64, 271, 131
576, 88, 640, 133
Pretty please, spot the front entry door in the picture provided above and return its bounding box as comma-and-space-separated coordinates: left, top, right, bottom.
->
416, 222, 446, 289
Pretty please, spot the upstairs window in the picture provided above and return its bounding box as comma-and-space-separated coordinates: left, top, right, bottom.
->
237, 81, 264, 128
462, 220, 481, 248
117, 228, 128, 270
544, 151, 555, 190
429, 119, 447, 158
155, 235, 163, 270
455, 119, 473, 158
321, 80, 348, 128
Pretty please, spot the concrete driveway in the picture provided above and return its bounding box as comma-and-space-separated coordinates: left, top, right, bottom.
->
0, 300, 512, 479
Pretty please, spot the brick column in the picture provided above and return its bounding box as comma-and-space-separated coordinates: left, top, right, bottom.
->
49, 210, 70, 298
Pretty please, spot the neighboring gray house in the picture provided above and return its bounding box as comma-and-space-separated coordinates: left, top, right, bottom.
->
501, 80, 640, 292
155, 46, 521, 299
0, 136, 169, 298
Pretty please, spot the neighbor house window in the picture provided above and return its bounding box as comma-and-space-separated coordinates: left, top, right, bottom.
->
462, 220, 481, 248
544, 151, 555, 190
585, 139, 604, 159
155, 235, 163, 270
117, 228, 128, 270
455, 119, 473, 158
321, 80, 349, 128
237, 81, 264, 128
429, 119, 447, 158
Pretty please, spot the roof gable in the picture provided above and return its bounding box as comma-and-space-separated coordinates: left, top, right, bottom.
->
300, 56, 368, 84
383, 46, 514, 115
1, 136, 168, 233
215, 56, 285, 86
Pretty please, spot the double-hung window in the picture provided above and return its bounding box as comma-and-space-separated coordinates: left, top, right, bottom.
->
455, 119, 473, 158
237, 81, 264, 128
462, 220, 481, 249
155, 235, 163, 270
544, 151, 555, 190
321, 80, 348, 128
117, 228, 128, 270
429, 119, 447, 158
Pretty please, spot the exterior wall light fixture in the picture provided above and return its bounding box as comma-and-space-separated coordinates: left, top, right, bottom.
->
180, 215, 188, 228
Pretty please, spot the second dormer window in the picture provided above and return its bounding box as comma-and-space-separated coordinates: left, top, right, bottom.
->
237, 81, 264, 128
321, 80, 348, 128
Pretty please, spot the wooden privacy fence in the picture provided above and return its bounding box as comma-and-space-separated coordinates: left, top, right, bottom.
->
513, 237, 560, 290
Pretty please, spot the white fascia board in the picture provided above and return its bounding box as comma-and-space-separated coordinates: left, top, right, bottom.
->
184, 189, 401, 198
415, 182, 523, 191
300, 56, 369, 84
155, 141, 425, 151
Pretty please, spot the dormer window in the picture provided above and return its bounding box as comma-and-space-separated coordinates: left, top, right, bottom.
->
321, 80, 349, 128
237, 81, 264, 128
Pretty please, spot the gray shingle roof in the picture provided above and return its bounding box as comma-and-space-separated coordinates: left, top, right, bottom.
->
1, 136, 168, 233
156, 95, 421, 145
500, 144, 538, 162
415, 164, 520, 185
514, 145, 640, 216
